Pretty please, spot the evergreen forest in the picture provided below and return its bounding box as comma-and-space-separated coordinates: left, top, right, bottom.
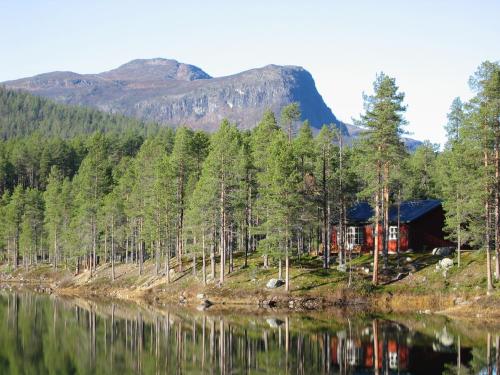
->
1, 60, 500, 293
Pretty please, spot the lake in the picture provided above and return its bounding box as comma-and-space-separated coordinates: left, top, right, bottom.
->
0, 291, 498, 374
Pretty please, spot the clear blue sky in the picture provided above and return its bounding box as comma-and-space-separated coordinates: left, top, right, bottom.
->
1, 0, 499, 145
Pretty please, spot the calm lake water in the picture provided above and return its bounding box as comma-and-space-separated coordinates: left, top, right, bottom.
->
0, 291, 498, 374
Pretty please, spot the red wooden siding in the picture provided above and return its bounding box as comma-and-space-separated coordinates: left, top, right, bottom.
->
330, 204, 453, 253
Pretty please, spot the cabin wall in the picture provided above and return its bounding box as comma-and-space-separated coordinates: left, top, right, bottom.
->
331, 224, 409, 254
408, 206, 453, 251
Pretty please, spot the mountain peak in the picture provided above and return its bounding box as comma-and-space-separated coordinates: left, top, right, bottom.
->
3, 58, 340, 132
100, 58, 211, 82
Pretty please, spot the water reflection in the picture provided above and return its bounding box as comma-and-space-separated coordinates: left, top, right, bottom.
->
0, 292, 498, 374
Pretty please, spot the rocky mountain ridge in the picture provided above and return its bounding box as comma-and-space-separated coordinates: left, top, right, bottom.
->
3, 58, 421, 148
4, 58, 343, 133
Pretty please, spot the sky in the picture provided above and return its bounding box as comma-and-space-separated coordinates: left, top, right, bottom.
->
1, 0, 499, 145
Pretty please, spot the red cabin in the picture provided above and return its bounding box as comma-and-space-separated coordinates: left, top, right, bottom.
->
331, 200, 453, 253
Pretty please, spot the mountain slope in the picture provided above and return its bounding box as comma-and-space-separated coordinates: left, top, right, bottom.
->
3, 58, 344, 132
0, 86, 158, 139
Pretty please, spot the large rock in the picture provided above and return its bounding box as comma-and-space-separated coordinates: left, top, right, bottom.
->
266, 278, 285, 289
432, 247, 455, 256
436, 257, 454, 271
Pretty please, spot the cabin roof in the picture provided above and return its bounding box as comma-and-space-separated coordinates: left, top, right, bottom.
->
343, 199, 442, 224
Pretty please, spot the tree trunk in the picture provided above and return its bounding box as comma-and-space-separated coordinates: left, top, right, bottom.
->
397, 189, 401, 254
153, 239, 159, 276
383, 162, 390, 269
53, 228, 58, 269
322, 149, 329, 269
278, 258, 283, 280
496, 133, 500, 281
176, 168, 185, 273
338, 134, 344, 266
210, 243, 215, 280
485, 149, 494, 294
457, 222, 461, 269
111, 215, 115, 281
139, 220, 144, 276
285, 231, 290, 292
192, 234, 196, 277
91, 217, 96, 278
125, 236, 129, 264
373, 319, 380, 375
245, 184, 251, 268
229, 223, 233, 273
220, 178, 226, 284
7, 239, 10, 267
104, 227, 108, 264
202, 232, 206, 286
165, 240, 170, 284
373, 166, 381, 286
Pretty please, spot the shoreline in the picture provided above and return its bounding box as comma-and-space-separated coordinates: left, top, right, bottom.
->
1, 261, 499, 320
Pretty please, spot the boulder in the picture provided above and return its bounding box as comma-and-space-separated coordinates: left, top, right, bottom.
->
336, 264, 347, 272
439, 258, 454, 269
260, 299, 277, 308
436, 327, 454, 346
432, 247, 455, 257
199, 299, 212, 308
196, 293, 205, 300
266, 318, 284, 328
266, 278, 284, 289
436, 258, 452, 271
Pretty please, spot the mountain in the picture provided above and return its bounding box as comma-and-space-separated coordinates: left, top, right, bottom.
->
3, 58, 345, 133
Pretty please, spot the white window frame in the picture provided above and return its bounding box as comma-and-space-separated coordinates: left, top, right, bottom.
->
389, 226, 398, 241
346, 226, 364, 246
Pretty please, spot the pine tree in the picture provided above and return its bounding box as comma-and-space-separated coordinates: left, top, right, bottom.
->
436, 98, 481, 268
405, 141, 439, 200
355, 73, 407, 285
251, 111, 281, 269
468, 61, 500, 291
19, 188, 44, 269
193, 120, 241, 284
314, 125, 337, 269
294, 121, 318, 261
101, 191, 125, 281
154, 155, 177, 282
4, 185, 25, 268
281, 102, 301, 143
72, 134, 112, 277
265, 131, 301, 291
44, 166, 64, 268
170, 127, 195, 272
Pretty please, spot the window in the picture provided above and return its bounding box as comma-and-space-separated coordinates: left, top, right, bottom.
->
389, 226, 398, 240
346, 226, 364, 245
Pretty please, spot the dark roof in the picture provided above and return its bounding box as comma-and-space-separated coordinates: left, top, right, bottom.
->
343, 200, 442, 224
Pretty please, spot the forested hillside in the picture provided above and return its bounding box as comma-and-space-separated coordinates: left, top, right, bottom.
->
0, 61, 499, 294
0, 86, 159, 139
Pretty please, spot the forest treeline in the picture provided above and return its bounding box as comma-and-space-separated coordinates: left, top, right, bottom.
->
0, 61, 499, 292
0, 86, 160, 139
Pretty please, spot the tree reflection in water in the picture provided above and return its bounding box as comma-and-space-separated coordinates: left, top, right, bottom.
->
0, 291, 498, 374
